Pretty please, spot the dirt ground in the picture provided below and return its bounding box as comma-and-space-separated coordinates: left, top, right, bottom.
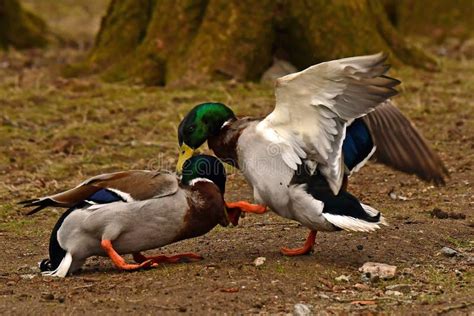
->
0, 5, 473, 315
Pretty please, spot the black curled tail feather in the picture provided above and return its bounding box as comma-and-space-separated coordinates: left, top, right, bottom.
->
40, 207, 75, 272
19, 198, 57, 216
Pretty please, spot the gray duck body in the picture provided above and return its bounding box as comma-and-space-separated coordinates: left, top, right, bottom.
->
53, 181, 226, 276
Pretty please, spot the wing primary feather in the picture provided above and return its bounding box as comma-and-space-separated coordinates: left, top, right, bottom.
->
260, 53, 400, 193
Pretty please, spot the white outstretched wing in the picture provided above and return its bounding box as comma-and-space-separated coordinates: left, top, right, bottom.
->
256, 53, 400, 194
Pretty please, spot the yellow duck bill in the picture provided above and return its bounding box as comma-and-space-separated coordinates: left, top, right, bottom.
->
176, 143, 195, 173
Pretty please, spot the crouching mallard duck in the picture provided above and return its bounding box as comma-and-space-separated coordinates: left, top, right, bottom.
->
21, 155, 241, 277
176, 53, 446, 256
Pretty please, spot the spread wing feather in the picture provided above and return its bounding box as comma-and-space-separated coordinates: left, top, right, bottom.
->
257, 52, 400, 194
362, 100, 448, 185
20, 170, 179, 215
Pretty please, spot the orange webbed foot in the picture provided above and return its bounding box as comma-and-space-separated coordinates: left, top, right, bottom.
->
101, 240, 158, 271
280, 230, 317, 256
225, 201, 267, 214
133, 252, 203, 264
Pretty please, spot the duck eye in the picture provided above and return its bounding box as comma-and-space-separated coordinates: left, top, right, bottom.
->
187, 125, 196, 133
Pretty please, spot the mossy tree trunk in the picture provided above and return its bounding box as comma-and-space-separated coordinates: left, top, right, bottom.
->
383, 0, 473, 40
88, 0, 442, 86
0, 0, 48, 50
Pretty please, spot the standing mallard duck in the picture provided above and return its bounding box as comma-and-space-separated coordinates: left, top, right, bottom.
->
176, 53, 446, 256
21, 155, 241, 277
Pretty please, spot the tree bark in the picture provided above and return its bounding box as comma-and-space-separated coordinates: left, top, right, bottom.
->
0, 0, 48, 50
383, 0, 474, 40
87, 0, 445, 86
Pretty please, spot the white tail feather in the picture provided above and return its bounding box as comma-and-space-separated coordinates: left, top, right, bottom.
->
361, 203, 388, 226
322, 203, 387, 232
42, 252, 72, 278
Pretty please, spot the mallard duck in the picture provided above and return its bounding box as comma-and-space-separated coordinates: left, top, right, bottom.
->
176, 53, 447, 255
21, 155, 241, 277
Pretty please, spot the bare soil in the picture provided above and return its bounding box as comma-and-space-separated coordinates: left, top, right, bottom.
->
0, 24, 473, 316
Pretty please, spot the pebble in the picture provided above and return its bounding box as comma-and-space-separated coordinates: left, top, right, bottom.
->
430, 208, 466, 220
253, 257, 266, 267
293, 303, 311, 316
430, 208, 449, 219
360, 262, 397, 281
335, 275, 350, 282
385, 290, 403, 296
354, 283, 371, 291
441, 247, 458, 257
41, 292, 54, 301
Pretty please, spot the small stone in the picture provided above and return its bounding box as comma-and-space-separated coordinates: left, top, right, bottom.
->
385, 290, 403, 296
385, 284, 411, 294
332, 285, 346, 292
354, 283, 370, 291
356, 245, 364, 251
389, 191, 397, 200
441, 247, 458, 257
41, 293, 54, 301
335, 275, 350, 282
455, 270, 462, 277
430, 208, 449, 219
253, 257, 266, 267
359, 262, 397, 280
57, 296, 65, 303
293, 303, 311, 316
448, 212, 466, 220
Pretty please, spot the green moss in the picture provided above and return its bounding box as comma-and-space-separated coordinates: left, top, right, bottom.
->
396, 0, 474, 39
0, 0, 49, 49
87, 0, 153, 69
445, 236, 471, 249
79, 0, 445, 86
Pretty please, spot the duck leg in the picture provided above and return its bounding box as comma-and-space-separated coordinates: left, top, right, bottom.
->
101, 240, 156, 271
225, 201, 267, 214
132, 252, 203, 264
280, 230, 317, 256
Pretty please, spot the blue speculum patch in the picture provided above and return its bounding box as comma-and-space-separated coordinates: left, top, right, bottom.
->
343, 119, 374, 171
88, 189, 124, 204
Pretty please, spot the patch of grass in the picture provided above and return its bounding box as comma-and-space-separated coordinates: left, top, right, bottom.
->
0, 203, 14, 217
445, 236, 472, 249
275, 262, 285, 274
